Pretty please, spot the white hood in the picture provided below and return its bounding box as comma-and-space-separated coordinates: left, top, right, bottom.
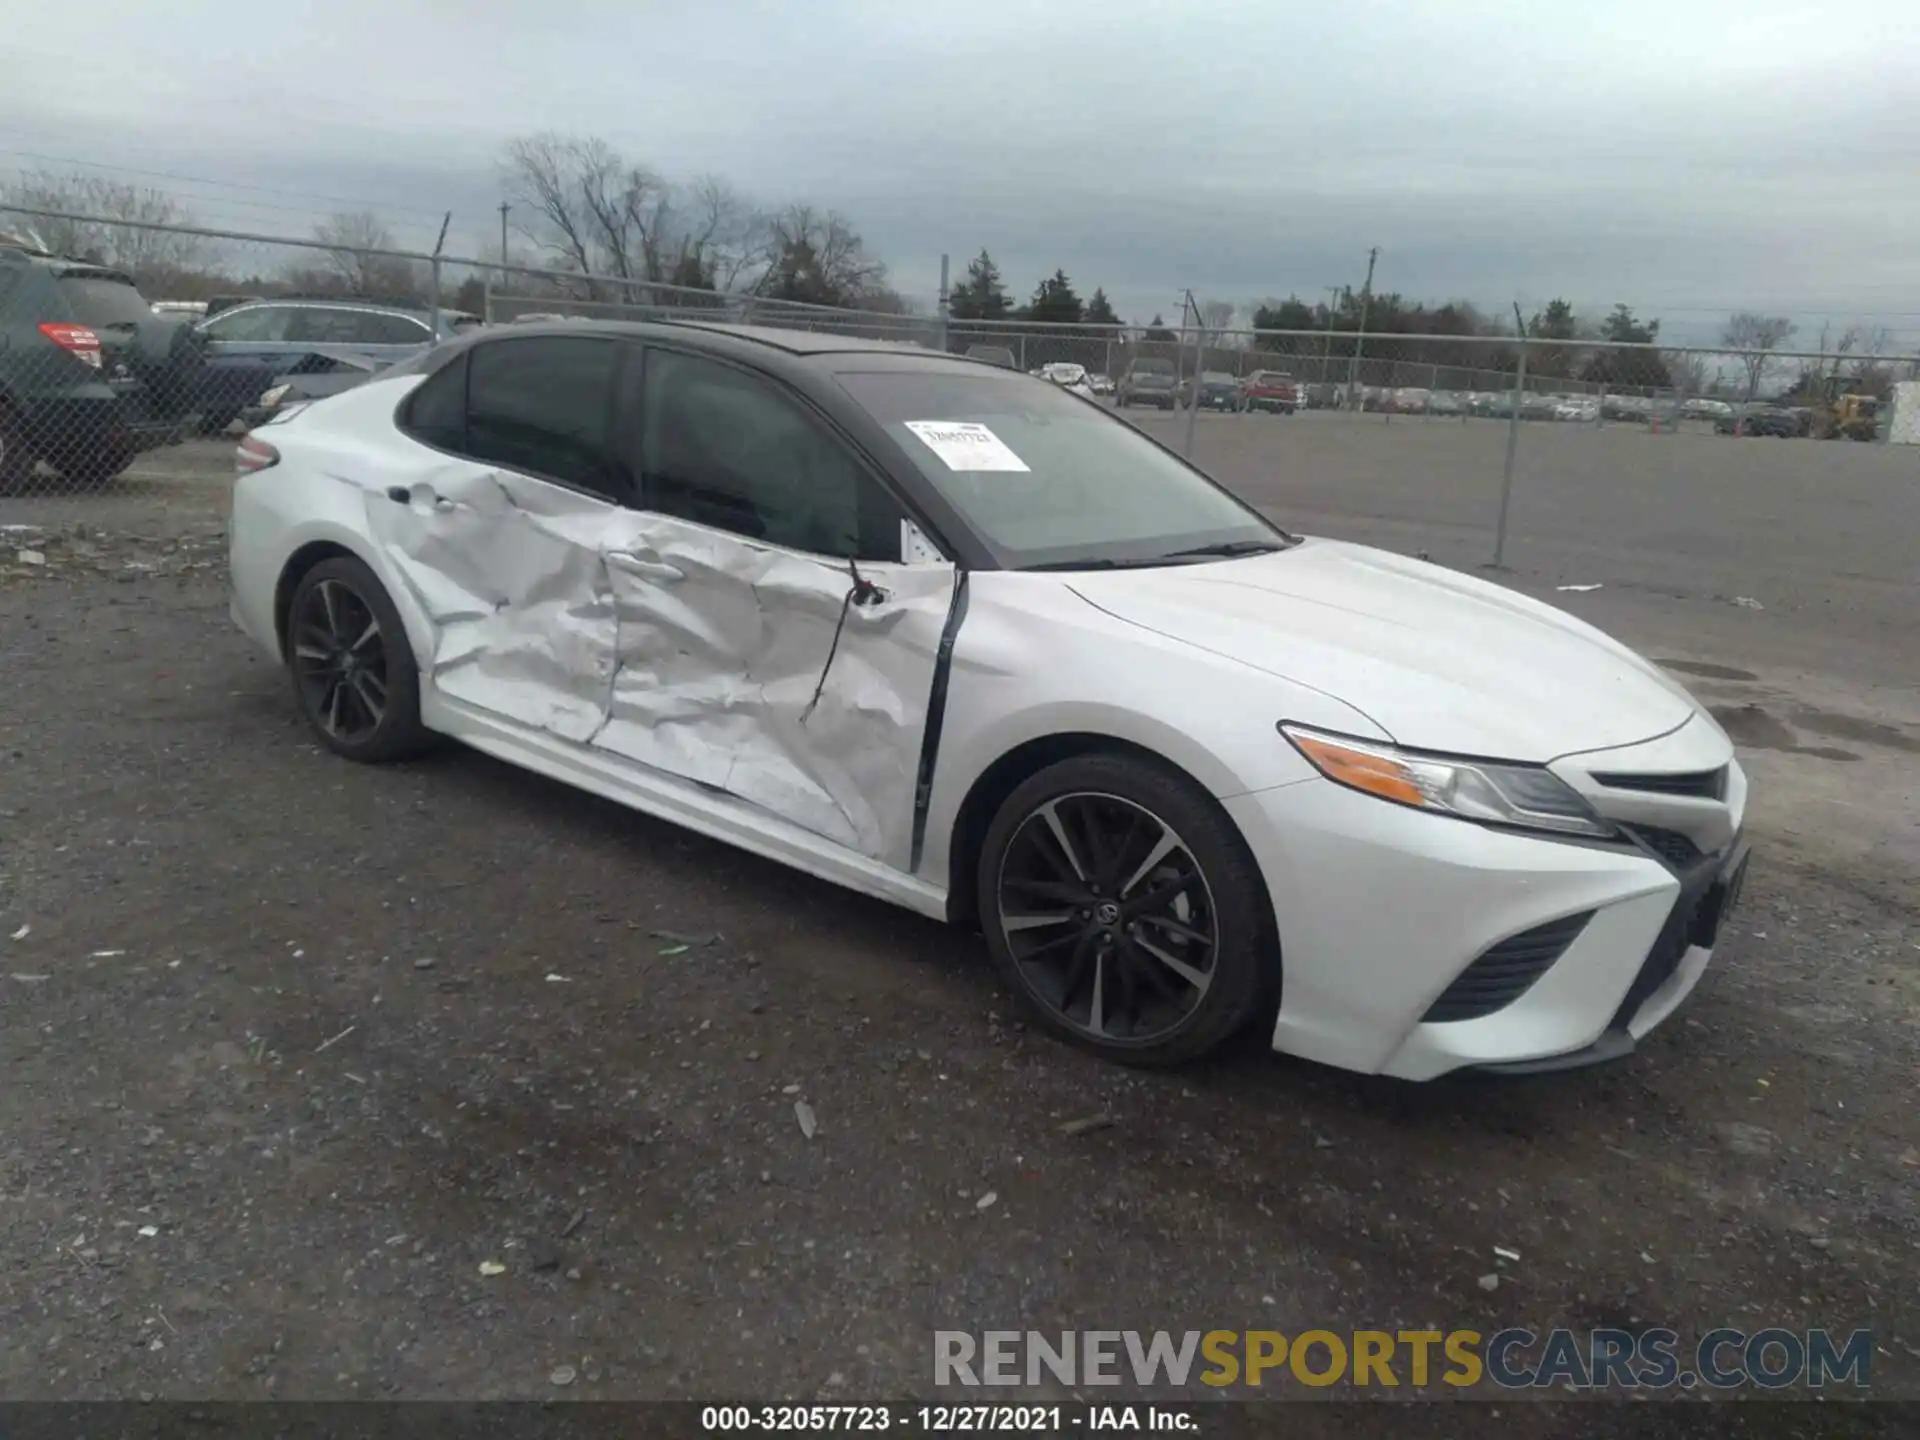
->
1068, 538, 1698, 761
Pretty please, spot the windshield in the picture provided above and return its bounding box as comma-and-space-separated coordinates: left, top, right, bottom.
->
837, 367, 1286, 570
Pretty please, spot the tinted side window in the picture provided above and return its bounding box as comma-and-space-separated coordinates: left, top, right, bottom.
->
360, 311, 432, 345
400, 351, 468, 452
284, 308, 362, 344
466, 337, 621, 498
201, 306, 292, 342
637, 348, 898, 560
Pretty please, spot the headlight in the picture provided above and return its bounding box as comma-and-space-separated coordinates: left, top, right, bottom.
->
1280, 725, 1613, 838
259, 383, 293, 408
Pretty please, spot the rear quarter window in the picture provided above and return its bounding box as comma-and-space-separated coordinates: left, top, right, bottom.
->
57, 275, 155, 327
399, 351, 469, 452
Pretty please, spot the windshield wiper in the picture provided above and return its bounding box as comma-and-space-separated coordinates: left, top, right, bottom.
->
1020, 556, 1168, 572
1154, 538, 1293, 560
1020, 537, 1298, 573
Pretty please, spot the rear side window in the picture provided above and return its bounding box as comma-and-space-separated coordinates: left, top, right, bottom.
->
57, 275, 154, 327
401, 351, 468, 452
201, 306, 292, 342
359, 312, 432, 345
284, 308, 364, 344
465, 336, 622, 498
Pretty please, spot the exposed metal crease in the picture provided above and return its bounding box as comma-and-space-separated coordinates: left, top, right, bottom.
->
585, 548, 621, 746
799, 582, 860, 725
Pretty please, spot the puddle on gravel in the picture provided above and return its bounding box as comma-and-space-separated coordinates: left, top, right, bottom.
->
1656, 658, 1759, 682
1789, 706, 1920, 755
1712, 703, 1862, 761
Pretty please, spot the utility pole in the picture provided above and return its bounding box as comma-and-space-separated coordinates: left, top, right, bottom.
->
498, 202, 510, 269
1322, 285, 1341, 386
1345, 247, 1378, 410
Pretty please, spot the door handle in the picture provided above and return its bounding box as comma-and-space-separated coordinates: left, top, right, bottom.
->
386, 485, 453, 511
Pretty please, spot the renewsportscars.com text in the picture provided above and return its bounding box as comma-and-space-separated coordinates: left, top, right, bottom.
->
933, 1328, 1872, 1391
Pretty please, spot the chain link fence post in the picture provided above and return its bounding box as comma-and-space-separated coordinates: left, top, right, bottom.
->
1493, 315, 1530, 569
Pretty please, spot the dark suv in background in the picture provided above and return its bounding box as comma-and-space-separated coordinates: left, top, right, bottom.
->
0, 243, 204, 492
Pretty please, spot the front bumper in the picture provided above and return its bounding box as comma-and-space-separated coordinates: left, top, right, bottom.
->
1223, 764, 1748, 1080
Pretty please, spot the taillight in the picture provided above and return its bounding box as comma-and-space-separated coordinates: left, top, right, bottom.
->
39, 322, 102, 369
236, 436, 280, 474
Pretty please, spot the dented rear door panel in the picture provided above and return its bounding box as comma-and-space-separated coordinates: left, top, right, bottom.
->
367, 461, 956, 872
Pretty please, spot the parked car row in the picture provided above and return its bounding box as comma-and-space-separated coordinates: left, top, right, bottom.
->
1713, 402, 1811, 437
0, 234, 482, 492
1114, 364, 1307, 414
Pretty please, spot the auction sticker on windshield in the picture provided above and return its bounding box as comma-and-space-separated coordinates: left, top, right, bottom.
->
902, 420, 1030, 473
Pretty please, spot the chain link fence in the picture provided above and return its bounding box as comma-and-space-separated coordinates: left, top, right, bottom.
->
3, 207, 1916, 532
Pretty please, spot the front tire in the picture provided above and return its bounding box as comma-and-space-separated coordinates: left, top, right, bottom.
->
285, 555, 434, 763
977, 753, 1276, 1067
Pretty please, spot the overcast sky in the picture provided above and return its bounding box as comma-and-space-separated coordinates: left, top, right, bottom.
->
5, 0, 1917, 343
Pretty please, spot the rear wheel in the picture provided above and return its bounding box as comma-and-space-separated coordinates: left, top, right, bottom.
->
49, 446, 134, 489
978, 753, 1275, 1067
0, 407, 34, 496
285, 555, 434, 763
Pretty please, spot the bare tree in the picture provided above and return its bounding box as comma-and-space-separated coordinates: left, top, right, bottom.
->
1200, 300, 1236, 333
1795, 322, 1900, 401
1722, 312, 1797, 401
500, 134, 599, 283
752, 204, 888, 307
0, 169, 208, 283
309, 211, 418, 297
1666, 349, 1711, 396
498, 136, 772, 305
674, 174, 765, 292
1837, 324, 1897, 396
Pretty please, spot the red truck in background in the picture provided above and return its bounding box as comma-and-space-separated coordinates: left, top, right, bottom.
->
1239, 370, 1299, 414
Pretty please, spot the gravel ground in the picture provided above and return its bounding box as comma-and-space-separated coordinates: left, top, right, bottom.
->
0, 424, 1915, 1434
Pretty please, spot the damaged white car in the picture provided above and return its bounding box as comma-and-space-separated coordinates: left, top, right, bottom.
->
229, 322, 1750, 1075
1036, 362, 1098, 400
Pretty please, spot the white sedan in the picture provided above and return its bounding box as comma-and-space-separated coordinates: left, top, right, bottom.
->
229, 321, 1750, 1075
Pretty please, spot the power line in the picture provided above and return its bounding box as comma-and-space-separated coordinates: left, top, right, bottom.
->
0, 169, 425, 231
0, 146, 451, 219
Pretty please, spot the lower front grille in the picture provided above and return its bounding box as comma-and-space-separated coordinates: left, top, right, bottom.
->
1610, 855, 1732, 1026
1624, 824, 1703, 870
1423, 911, 1594, 1024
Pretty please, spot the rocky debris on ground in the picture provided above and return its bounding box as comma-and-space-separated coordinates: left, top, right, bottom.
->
0, 522, 226, 587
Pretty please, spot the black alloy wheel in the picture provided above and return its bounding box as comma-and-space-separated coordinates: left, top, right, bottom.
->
285, 555, 433, 762
980, 755, 1275, 1065
292, 575, 390, 744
